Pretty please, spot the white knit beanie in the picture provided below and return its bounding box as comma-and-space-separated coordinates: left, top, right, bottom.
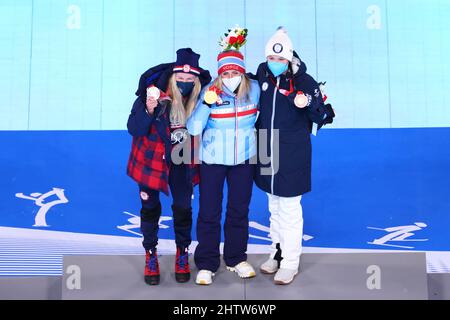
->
265, 27, 294, 62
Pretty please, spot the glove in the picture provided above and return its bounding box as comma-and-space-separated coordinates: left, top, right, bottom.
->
323, 103, 335, 125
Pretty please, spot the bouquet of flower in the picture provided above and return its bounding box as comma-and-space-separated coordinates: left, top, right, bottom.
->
219, 25, 248, 51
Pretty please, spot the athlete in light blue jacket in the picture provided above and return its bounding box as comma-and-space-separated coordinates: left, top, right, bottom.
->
187, 76, 260, 165
186, 45, 261, 285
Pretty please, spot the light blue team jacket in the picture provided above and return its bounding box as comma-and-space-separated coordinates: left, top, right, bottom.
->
186, 79, 261, 166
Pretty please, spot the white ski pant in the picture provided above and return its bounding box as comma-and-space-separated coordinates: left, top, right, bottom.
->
267, 193, 303, 270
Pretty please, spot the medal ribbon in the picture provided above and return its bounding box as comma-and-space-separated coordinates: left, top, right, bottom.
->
269, 77, 294, 96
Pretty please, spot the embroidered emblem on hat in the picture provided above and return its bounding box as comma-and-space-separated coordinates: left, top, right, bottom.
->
183, 64, 191, 73
273, 43, 283, 54
140, 191, 149, 201
262, 82, 269, 91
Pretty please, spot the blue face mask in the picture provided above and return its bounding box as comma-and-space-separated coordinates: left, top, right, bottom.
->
267, 61, 289, 77
177, 81, 195, 97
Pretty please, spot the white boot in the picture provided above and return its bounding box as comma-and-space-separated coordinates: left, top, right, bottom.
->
196, 269, 214, 285
274, 268, 298, 285
260, 257, 279, 274
226, 261, 256, 279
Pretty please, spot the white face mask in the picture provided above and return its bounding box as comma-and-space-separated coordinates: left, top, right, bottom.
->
222, 75, 242, 93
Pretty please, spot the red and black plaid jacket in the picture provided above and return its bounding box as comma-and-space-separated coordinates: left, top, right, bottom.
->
127, 98, 199, 195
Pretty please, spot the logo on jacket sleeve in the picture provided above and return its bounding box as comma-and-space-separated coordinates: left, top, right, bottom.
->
140, 191, 149, 201
306, 93, 312, 106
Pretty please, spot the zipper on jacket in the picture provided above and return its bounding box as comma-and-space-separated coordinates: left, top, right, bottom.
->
270, 77, 280, 194
235, 97, 238, 165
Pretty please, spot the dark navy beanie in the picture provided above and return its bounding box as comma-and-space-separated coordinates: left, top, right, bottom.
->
173, 48, 202, 76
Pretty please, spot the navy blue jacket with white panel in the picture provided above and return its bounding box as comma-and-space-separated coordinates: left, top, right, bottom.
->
253, 52, 332, 197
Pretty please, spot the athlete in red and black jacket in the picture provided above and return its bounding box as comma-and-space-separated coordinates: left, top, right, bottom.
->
126, 48, 211, 285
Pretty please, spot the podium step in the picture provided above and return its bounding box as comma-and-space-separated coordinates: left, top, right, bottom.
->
61, 252, 428, 300
62, 255, 244, 300
0, 276, 61, 300
428, 273, 450, 300
246, 253, 427, 300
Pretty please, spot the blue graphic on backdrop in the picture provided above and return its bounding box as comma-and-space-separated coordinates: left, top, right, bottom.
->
2, 128, 449, 251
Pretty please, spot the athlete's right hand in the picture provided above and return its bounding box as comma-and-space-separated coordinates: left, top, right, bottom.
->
146, 97, 157, 114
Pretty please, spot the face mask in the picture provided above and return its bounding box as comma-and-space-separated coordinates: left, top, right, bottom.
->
267, 61, 289, 77
177, 81, 195, 97
222, 76, 242, 93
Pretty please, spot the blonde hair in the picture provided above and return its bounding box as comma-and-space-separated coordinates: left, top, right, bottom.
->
213, 74, 251, 102
167, 74, 201, 126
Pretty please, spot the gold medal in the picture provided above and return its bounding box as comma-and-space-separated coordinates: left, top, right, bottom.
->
294, 93, 308, 108
204, 90, 218, 104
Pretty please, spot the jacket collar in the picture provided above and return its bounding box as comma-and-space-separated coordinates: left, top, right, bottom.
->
221, 84, 237, 98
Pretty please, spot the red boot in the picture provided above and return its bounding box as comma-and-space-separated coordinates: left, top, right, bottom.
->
175, 247, 190, 283
144, 248, 160, 285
